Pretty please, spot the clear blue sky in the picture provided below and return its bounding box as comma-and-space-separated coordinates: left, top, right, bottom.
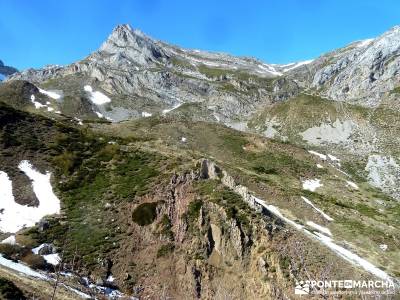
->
1, 0, 400, 70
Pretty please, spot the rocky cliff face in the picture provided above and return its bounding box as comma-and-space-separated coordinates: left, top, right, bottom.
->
286, 26, 400, 108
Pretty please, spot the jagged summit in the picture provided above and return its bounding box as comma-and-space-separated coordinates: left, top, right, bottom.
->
98, 23, 168, 65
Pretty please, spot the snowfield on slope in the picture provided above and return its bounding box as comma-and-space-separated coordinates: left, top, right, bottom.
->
0, 161, 60, 233
84, 85, 111, 105
38, 88, 62, 100
302, 179, 323, 192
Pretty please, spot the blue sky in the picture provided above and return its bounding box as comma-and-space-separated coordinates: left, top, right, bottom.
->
1, 0, 400, 70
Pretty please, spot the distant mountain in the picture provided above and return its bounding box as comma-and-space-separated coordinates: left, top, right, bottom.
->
0, 59, 18, 81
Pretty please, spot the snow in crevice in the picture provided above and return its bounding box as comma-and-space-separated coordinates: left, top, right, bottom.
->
308, 150, 327, 160
0, 161, 60, 233
301, 196, 333, 221
327, 154, 340, 162
346, 181, 359, 190
162, 102, 183, 114
302, 179, 323, 192
306, 221, 332, 236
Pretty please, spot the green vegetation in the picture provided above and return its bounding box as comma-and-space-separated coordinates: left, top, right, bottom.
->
157, 215, 174, 239
157, 243, 175, 258
169, 57, 195, 70
389, 86, 400, 94
195, 180, 252, 232
132, 202, 158, 226
182, 199, 203, 232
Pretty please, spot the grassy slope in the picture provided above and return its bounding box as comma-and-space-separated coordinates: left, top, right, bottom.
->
95, 115, 400, 278
247, 93, 400, 156
1, 94, 399, 290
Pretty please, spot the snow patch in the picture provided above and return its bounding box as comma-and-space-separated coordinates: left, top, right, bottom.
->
328, 154, 340, 162
282, 59, 314, 72
74, 117, 83, 126
379, 244, 388, 251
43, 253, 60, 266
1, 235, 16, 245
30, 94, 46, 109
0, 254, 47, 279
346, 181, 359, 190
83, 85, 92, 92
0, 162, 60, 233
141, 111, 152, 117
38, 88, 62, 100
357, 38, 374, 48
84, 85, 111, 105
302, 179, 323, 192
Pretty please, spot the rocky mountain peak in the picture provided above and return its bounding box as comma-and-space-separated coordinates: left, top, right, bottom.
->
97, 23, 168, 65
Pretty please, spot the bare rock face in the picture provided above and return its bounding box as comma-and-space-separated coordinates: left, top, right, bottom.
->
98, 24, 169, 66
286, 26, 400, 107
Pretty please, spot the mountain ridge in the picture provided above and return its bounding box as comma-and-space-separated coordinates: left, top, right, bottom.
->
1, 23, 400, 299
